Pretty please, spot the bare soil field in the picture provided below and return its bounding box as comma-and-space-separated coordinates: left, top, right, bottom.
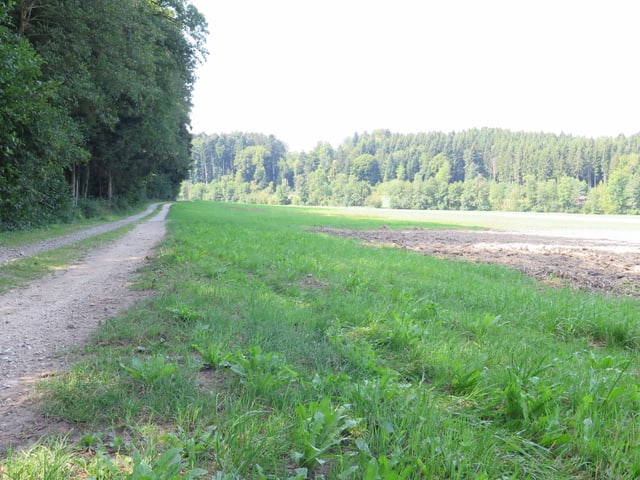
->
316, 226, 640, 296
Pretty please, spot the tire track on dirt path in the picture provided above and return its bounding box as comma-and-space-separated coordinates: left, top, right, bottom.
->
0, 203, 171, 454
0, 203, 162, 266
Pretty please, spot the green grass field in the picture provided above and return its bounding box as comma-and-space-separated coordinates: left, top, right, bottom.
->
2, 202, 639, 479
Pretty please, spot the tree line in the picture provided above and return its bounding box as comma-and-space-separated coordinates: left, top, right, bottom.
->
0, 0, 206, 230
185, 129, 640, 214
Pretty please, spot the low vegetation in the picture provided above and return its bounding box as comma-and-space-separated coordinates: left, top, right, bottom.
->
2, 202, 639, 479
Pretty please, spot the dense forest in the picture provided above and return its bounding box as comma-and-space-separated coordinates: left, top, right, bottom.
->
185, 129, 640, 214
0, 0, 206, 230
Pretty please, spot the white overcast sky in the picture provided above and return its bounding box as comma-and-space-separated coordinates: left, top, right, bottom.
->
188, 0, 639, 152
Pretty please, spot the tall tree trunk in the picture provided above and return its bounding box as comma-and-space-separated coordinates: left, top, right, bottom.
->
107, 171, 113, 201
82, 163, 90, 199
71, 164, 78, 206
17, 1, 39, 37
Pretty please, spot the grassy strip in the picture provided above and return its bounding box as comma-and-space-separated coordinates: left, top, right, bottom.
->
0, 204, 162, 295
2, 201, 639, 479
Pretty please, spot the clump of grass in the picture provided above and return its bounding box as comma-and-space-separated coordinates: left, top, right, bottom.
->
290, 397, 359, 471
121, 355, 177, 385
167, 303, 204, 323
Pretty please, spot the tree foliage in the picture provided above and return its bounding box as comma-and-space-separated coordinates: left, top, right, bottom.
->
186, 129, 640, 215
0, 0, 206, 229
0, 3, 83, 228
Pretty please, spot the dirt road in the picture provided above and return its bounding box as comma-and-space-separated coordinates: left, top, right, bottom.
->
0, 204, 161, 267
0, 204, 171, 454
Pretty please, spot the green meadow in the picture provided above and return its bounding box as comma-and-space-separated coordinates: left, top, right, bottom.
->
2, 201, 639, 479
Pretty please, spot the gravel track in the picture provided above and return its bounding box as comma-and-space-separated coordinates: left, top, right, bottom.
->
0, 204, 171, 454
0, 203, 160, 267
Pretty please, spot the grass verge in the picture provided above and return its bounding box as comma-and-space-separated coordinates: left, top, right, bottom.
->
1, 201, 639, 479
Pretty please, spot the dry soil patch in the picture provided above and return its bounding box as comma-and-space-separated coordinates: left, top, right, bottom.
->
316, 227, 640, 296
